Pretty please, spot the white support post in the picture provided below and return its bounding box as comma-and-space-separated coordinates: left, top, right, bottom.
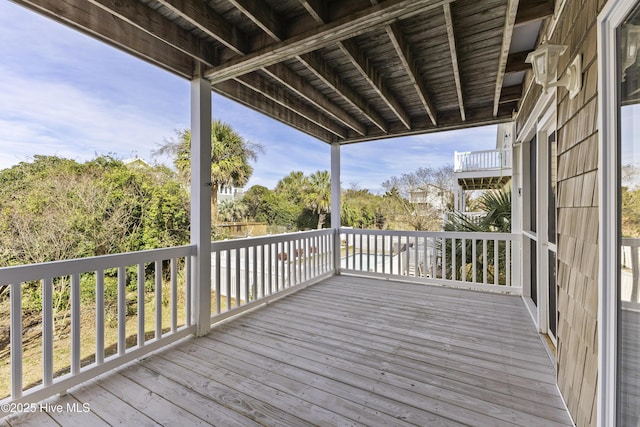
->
190, 74, 212, 336
331, 142, 341, 274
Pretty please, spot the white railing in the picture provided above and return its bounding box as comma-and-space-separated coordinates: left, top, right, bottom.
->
211, 229, 335, 320
339, 228, 520, 294
454, 149, 512, 172
0, 245, 196, 404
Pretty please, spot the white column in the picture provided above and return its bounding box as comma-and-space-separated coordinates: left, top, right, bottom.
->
331, 142, 341, 274
190, 76, 212, 336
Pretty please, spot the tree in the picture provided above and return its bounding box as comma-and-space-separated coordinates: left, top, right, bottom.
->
155, 120, 260, 225
304, 170, 331, 229
218, 199, 247, 222
381, 166, 455, 230
275, 171, 306, 205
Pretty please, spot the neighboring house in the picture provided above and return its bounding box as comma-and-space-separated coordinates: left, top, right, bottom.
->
3, 1, 640, 426
408, 183, 449, 212
123, 157, 152, 169
217, 184, 244, 203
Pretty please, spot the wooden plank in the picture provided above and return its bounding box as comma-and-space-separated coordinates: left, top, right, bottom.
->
297, 52, 388, 132
38, 394, 110, 426
299, 0, 327, 24
493, 0, 520, 117
212, 80, 337, 142
13, 0, 193, 78
263, 64, 366, 136
506, 50, 533, 73
120, 364, 260, 427
229, 0, 285, 41
204, 0, 449, 82
386, 23, 438, 125
443, 3, 465, 121
515, 0, 554, 26
87, 0, 216, 66
155, 0, 248, 54
500, 84, 523, 104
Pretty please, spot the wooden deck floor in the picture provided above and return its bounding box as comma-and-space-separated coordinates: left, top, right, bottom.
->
4, 276, 572, 426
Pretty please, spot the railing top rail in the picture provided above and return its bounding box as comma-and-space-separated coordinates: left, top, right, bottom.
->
0, 244, 196, 285
622, 237, 640, 246
455, 148, 510, 156
212, 228, 334, 251
338, 228, 519, 241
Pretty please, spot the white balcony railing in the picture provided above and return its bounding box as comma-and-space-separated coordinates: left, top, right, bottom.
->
1, 228, 521, 407
340, 228, 521, 294
0, 245, 196, 404
210, 229, 335, 321
454, 149, 512, 172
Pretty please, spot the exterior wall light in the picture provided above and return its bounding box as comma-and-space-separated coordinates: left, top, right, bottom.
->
622, 24, 640, 79
525, 38, 582, 99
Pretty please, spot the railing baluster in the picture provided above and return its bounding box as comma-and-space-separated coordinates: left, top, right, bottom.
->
506, 239, 511, 287
96, 270, 105, 365
483, 240, 488, 284
10, 282, 22, 399
215, 250, 221, 315
461, 238, 466, 282
42, 278, 53, 386
442, 237, 447, 280
359, 233, 363, 271
236, 248, 241, 306
472, 239, 477, 283
186, 256, 192, 326
138, 263, 145, 347
494, 239, 499, 285
451, 238, 456, 281
244, 246, 250, 304
226, 249, 231, 311
119, 266, 128, 353
71, 273, 81, 374
259, 244, 264, 299
154, 261, 162, 340
171, 258, 177, 333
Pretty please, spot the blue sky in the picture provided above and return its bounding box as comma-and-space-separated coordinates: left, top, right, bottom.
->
0, 1, 498, 193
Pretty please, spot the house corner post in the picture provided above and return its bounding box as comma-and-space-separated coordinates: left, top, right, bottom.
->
190, 73, 212, 336
331, 142, 341, 274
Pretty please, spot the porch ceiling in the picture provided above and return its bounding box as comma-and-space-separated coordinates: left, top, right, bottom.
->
13, 0, 553, 144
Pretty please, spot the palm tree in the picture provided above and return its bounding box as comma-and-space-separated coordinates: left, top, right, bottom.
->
218, 199, 248, 222
443, 188, 512, 283
304, 170, 331, 229
155, 120, 260, 225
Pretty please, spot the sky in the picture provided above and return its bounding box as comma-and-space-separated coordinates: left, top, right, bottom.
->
0, 1, 499, 193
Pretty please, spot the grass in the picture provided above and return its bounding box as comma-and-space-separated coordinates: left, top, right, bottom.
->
0, 282, 232, 400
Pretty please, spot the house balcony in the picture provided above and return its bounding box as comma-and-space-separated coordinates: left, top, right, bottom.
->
0, 229, 572, 426
454, 149, 512, 191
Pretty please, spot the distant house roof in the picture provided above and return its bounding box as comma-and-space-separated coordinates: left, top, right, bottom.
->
124, 158, 152, 169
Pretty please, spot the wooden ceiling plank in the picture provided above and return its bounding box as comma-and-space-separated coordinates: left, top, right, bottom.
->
499, 84, 523, 103
13, 0, 193, 78
492, 0, 520, 117
515, 0, 554, 26
264, 64, 367, 136
228, 0, 285, 42
86, 0, 215, 66
443, 3, 465, 121
386, 23, 437, 125
297, 52, 388, 133
505, 50, 533, 73
299, 0, 327, 24
213, 80, 335, 142
155, 0, 248, 55
205, 0, 450, 82
234, 74, 347, 139
339, 39, 411, 130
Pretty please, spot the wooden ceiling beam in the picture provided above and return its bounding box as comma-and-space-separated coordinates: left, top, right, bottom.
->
499, 84, 522, 104
205, 0, 450, 82
299, 0, 327, 24
13, 0, 194, 78
155, 0, 248, 55
86, 0, 215, 66
234, 73, 347, 138
505, 50, 533, 73
492, 0, 520, 117
213, 80, 336, 143
443, 3, 465, 122
263, 64, 367, 136
297, 52, 388, 133
515, 0, 554, 26
386, 23, 438, 125
228, 0, 285, 42
340, 39, 411, 130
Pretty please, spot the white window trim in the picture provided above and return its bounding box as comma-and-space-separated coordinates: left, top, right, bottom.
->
598, 1, 637, 425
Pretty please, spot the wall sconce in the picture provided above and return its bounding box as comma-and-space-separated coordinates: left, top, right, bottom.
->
622, 24, 640, 79
525, 39, 582, 99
